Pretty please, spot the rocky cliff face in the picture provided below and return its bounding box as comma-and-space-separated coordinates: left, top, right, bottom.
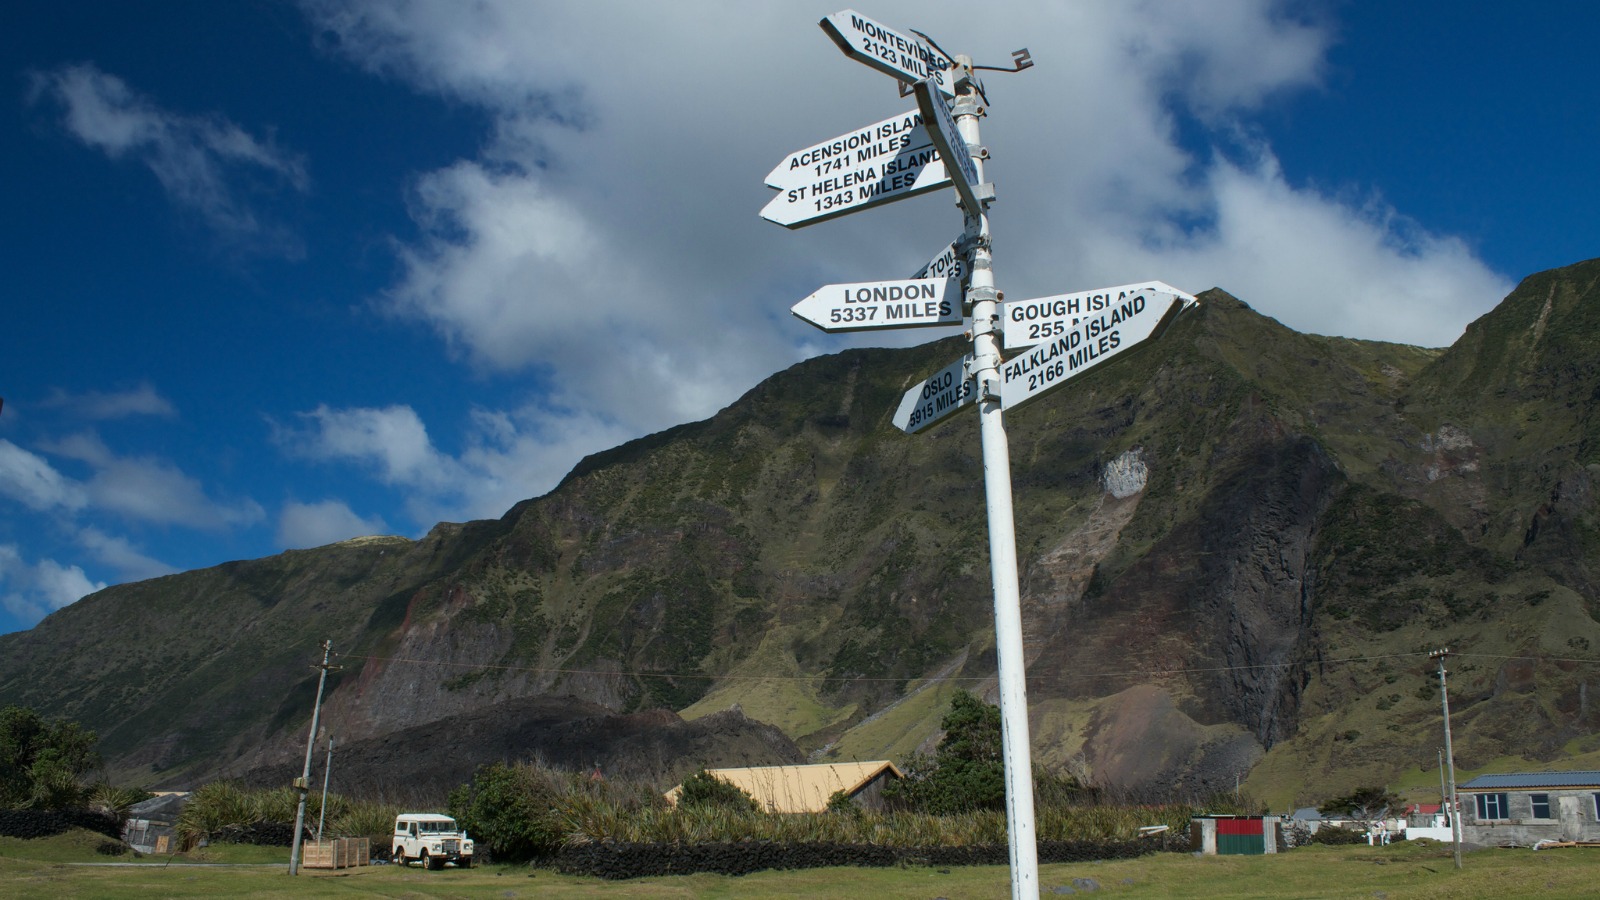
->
4, 259, 1600, 805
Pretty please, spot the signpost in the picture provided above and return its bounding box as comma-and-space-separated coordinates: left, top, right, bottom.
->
762, 13, 1195, 899
914, 78, 984, 215
1000, 280, 1195, 350
893, 355, 977, 433
820, 9, 957, 95
999, 290, 1191, 410
792, 278, 962, 332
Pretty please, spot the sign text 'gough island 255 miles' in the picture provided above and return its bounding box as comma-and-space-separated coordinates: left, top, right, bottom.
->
791, 277, 962, 332
1000, 280, 1196, 350
998, 291, 1192, 411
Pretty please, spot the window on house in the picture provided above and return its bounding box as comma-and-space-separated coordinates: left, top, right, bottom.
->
1593, 793, 1600, 819
1475, 792, 1509, 820
1530, 793, 1551, 819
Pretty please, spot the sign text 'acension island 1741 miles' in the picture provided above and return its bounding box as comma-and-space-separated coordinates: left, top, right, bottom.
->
820, 9, 956, 95
761, 110, 950, 228
791, 277, 961, 332
998, 290, 1194, 411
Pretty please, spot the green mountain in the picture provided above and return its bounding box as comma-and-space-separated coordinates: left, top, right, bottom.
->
3, 258, 1598, 808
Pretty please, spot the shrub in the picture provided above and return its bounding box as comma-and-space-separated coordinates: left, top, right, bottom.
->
448, 762, 567, 862
677, 770, 759, 813
883, 691, 1005, 814
1310, 825, 1367, 845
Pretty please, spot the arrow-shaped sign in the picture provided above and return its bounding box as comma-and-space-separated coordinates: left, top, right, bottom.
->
998, 290, 1192, 411
911, 240, 967, 283
760, 138, 949, 228
791, 278, 961, 332
1000, 280, 1196, 350
914, 78, 983, 216
820, 9, 957, 96
766, 110, 932, 189
893, 354, 977, 433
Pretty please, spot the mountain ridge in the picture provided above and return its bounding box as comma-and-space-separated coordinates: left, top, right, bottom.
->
5, 257, 1600, 808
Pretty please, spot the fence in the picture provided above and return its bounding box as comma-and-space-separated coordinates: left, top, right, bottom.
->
300, 837, 370, 869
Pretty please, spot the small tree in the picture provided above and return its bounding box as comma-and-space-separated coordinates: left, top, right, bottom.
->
1319, 785, 1402, 835
448, 762, 565, 862
0, 705, 100, 810
677, 769, 759, 812
884, 690, 1006, 814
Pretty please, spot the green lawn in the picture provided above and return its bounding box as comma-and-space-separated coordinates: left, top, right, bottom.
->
3, 832, 1598, 898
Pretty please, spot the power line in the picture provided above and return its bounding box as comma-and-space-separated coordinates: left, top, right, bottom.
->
334, 648, 1600, 687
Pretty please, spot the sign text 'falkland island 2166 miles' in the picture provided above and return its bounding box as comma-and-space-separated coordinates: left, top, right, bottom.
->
893, 354, 977, 433
1000, 280, 1195, 350
820, 9, 956, 95
791, 277, 962, 332
761, 111, 950, 228
998, 290, 1192, 411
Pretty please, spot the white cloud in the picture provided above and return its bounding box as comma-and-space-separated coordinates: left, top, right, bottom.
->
40, 431, 264, 530
4, 432, 263, 530
42, 383, 178, 420
0, 544, 106, 627
300, 0, 1511, 424
76, 526, 178, 582
29, 62, 308, 248
0, 440, 87, 513
277, 500, 390, 549
276, 401, 634, 526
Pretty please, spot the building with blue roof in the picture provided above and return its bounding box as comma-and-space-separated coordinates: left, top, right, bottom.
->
1458, 770, 1600, 845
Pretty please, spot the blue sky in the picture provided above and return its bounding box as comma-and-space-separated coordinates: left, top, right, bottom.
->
2, 1, 1595, 634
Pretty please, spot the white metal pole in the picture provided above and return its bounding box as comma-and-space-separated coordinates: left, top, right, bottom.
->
289, 640, 334, 876
954, 57, 1039, 900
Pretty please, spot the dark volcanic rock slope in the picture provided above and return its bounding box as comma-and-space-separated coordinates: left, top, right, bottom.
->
4, 259, 1600, 803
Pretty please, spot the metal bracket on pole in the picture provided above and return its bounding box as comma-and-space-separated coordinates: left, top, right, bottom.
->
951, 96, 986, 118
965, 284, 1000, 316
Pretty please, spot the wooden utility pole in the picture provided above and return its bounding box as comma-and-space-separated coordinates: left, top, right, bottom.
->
288, 640, 339, 876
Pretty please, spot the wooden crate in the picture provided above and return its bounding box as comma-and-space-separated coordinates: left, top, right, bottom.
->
301, 837, 370, 869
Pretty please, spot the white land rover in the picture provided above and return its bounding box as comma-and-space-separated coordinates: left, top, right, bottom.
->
392, 813, 474, 869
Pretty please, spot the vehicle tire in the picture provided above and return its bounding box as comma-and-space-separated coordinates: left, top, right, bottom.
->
459, 856, 472, 868
393, 845, 406, 866
423, 849, 442, 870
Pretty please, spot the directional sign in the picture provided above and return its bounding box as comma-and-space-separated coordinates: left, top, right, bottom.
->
792, 278, 961, 332
999, 290, 1191, 411
893, 355, 977, 433
820, 9, 956, 95
911, 240, 967, 283
914, 78, 982, 215
766, 110, 932, 189
760, 136, 949, 228
1000, 280, 1196, 350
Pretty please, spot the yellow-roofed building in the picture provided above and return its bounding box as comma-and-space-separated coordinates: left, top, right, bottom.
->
665, 761, 904, 814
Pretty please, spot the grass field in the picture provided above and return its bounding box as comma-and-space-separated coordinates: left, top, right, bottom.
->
3, 831, 1599, 898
